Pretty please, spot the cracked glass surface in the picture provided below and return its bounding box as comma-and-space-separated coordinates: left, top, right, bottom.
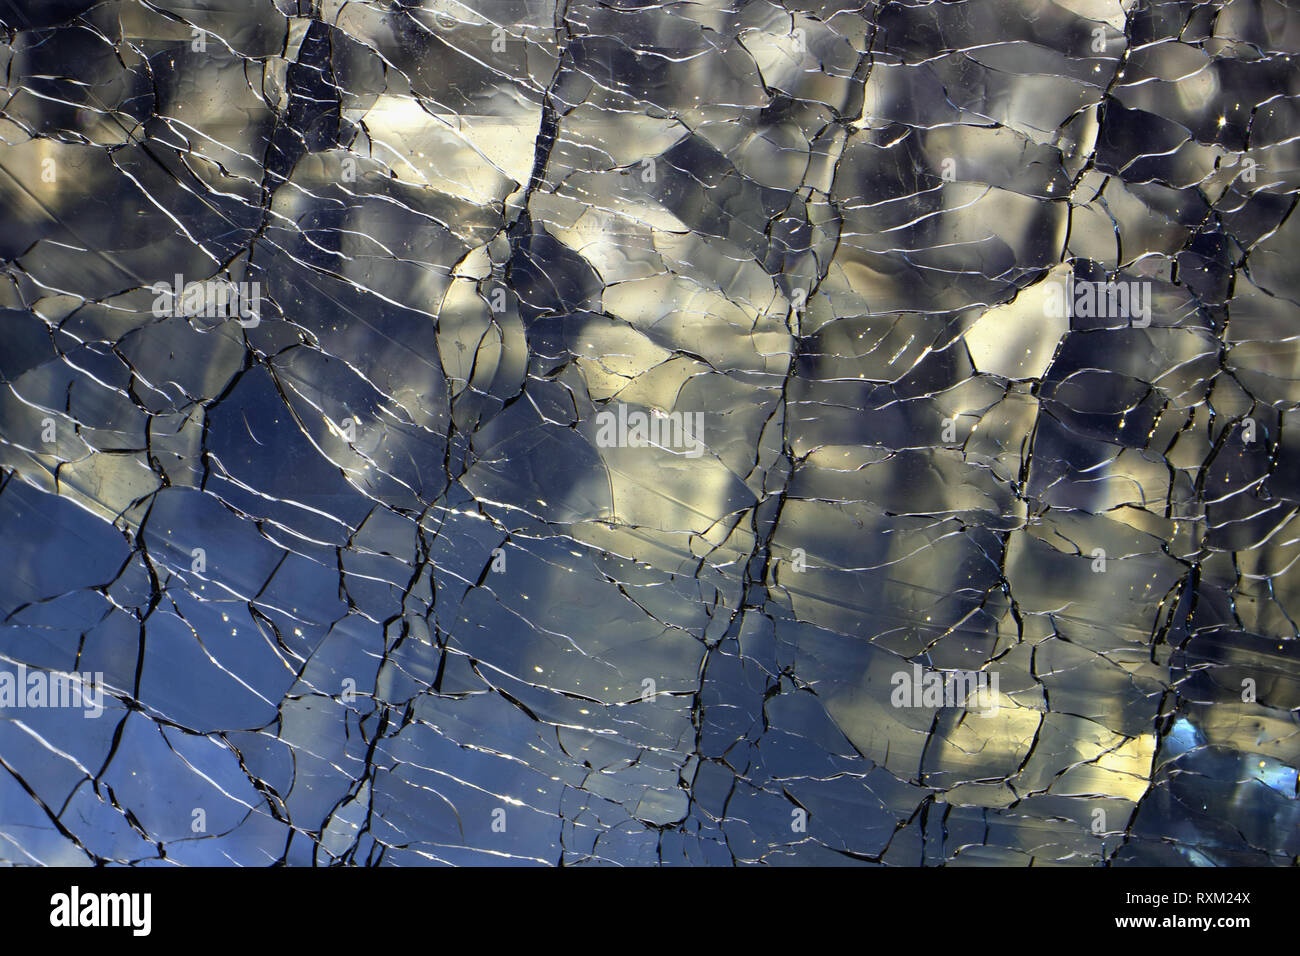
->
0, 0, 1297, 867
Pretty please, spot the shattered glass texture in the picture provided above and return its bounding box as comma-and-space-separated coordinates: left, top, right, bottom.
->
0, 0, 1298, 867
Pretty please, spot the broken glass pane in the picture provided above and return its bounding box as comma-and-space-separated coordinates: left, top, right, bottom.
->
0, 0, 1297, 866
